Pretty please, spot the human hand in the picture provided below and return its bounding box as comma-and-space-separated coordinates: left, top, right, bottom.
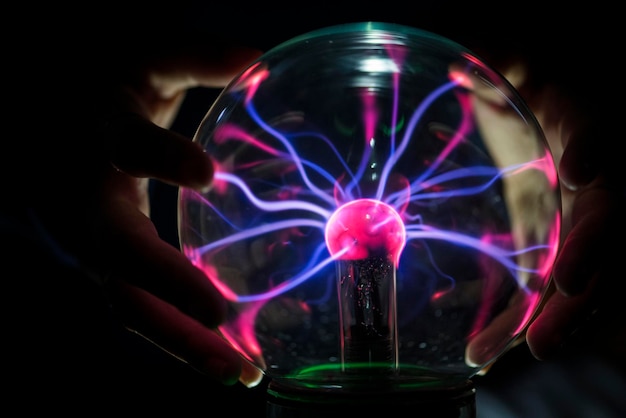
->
458, 53, 624, 372
489, 59, 625, 363
37, 37, 264, 387
525, 120, 625, 362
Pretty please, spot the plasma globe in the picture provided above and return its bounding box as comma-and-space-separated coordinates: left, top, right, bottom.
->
178, 22, 560, 381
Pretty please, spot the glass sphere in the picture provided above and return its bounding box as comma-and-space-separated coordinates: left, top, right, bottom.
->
178, 22, 560, 393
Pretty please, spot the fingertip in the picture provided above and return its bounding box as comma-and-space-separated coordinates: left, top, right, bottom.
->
205, 357, 243, 386
559, 161, 596, 192
551, 256, 580, 297
525, 320, 563, 361
239, 364, 265, 388
551, 226, 597, 297
104, 111, 215, 189
525, 289, 593, 361
185, 146, 215, 192
206, 356, 263, 388
558, 128, 598, 190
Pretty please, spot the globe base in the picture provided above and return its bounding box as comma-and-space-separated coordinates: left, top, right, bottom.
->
265, 378, 476, 418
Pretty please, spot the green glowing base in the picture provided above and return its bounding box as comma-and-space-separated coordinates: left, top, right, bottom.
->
270, 362, 471, 391
265, 364, 476, 418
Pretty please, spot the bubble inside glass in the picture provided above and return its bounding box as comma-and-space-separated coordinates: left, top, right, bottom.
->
178, 22, 560, 392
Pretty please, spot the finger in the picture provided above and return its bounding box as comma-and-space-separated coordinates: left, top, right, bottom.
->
465, 290, 533, 369
559, 125, 599, 191
552, 186, 614, 296
109, 280, 243, 386
473, 335, 526, 376
101, 195, 226, 328
239, 360, 265, 388
103, 111, 214, 191
525, 286, 594, 360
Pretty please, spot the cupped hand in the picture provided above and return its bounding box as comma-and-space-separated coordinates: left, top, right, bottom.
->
460, 52, 625, 371
525, 124, 624, 362
39, 38, 264, 387
475, 56, 624, 365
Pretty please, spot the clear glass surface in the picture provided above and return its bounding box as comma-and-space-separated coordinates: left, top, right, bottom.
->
178, 21, 561, 392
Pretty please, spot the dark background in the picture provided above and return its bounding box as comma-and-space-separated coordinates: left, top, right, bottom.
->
6, 2, 624, 416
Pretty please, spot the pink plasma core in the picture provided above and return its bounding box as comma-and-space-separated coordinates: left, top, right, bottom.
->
325, 198, 407, 265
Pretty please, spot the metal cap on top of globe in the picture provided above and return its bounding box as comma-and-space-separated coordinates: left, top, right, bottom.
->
178, 22, 560, 416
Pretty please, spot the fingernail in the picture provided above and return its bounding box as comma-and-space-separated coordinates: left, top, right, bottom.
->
204, 358, 240, 386
239, 364, 263, 388
561, 163, 596, 191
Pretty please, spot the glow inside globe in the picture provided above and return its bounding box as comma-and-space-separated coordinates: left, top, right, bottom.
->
178, 22, 560, 395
